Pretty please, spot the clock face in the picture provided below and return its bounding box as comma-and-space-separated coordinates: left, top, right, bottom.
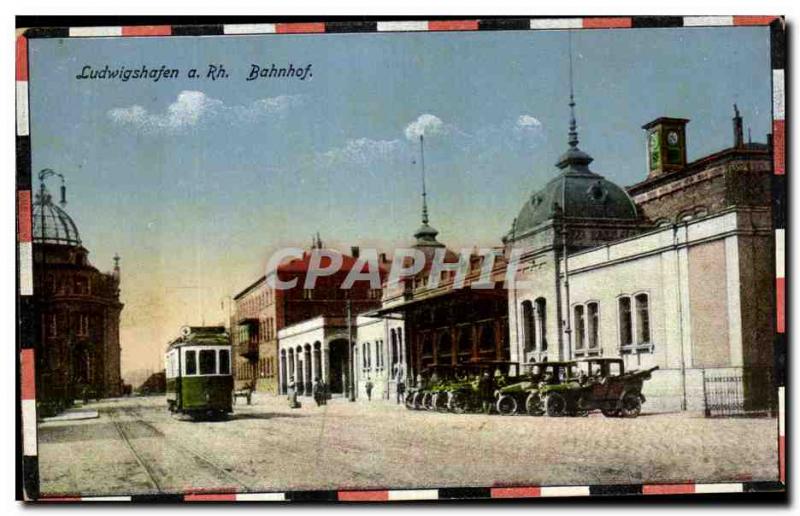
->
667, 130, 679, 146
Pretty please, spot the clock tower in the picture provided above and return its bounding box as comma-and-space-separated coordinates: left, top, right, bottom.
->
642, 117, 689, 178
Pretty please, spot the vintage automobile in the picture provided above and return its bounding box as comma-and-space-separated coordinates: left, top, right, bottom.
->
445, 361, 523, 414
495, 361, 579, 416
541, 358, 659, 417
404, 365, 453, 410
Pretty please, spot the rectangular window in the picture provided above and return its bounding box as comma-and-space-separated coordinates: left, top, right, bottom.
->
635, 294, 651, 345
573, 305, 585, 351
619, 297, 633, 348
219, 349, 230, 375
587, 302, 599, 350
185, 350, 197, 375
199, 349, 216, 375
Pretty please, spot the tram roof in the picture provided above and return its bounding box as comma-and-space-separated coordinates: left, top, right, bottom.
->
166, 333, 230, 351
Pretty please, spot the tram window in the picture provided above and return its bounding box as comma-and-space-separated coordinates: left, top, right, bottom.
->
219, 349, 230, 375
185, 350, 197, 375
199, 349, 217, 375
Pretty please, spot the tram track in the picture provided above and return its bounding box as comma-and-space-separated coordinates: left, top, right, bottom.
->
109, 406, 254, 493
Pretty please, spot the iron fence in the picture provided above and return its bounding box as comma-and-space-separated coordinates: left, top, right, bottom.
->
702, 367, 777, 418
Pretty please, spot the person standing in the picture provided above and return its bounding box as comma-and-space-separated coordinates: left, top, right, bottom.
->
396, 368, 406, 404
288, 375, 298, 408
365, 377, 374, 401
478, 371, 495, 414
312, 377, 323, 407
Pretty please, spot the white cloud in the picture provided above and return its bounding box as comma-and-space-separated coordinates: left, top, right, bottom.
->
516, 114, 542, 129
404, 113, 445, 140
108, 91, 303, 134
317, 138, 402, 167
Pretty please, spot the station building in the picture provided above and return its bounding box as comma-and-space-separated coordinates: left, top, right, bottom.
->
504, 104, 775, 412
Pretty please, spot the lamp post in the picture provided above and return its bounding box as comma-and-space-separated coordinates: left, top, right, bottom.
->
347, 298, 356, 402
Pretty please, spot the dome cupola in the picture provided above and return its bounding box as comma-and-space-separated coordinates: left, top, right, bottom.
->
32, 169, 82, 246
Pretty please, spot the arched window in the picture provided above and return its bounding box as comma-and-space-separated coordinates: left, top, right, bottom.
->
521, 300, 535, 352
587, 302, 600, 351
457, 328, 472, 363
635, 293, 651, 345
573, 305, 585, 352
618, 296, 633, 348
534, 298, 547, 351
437, 333, 452, 365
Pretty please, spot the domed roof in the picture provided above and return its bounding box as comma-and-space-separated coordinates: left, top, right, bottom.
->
33, 191, 81, 246
511, 91, 638, 237
513, 168, 638, 236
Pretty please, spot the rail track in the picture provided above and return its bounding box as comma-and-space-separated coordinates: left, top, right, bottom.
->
109, 406, 254, 493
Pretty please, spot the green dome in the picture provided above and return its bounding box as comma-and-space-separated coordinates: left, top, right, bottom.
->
511, 144, 638, 237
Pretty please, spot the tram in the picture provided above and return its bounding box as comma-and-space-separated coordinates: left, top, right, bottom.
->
165, 326, 233, 419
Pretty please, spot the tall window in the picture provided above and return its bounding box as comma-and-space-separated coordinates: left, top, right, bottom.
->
618, 297, 633, 348
573, 305, 585, 351
587, 302, 599, 350
534, 298, 547, 351
635, 293, 651, 345
219, 349, 231, 375
185, 350, 197, 375
522, 301, 535, 351
199, 349, 216, 375
77, 314, 89, 337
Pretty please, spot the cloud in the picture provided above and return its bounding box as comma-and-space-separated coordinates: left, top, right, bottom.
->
107, 91, 303, 134
404, 113, 445, 140
516, 114, 542, 129
316, 138, 402, 167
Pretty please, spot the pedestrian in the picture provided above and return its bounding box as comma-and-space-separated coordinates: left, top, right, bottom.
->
287, 375, 299, 409
312, 377, 323, 407
365, 377, 374, 401
319, 379, 328, 405
478, 371, 495, 414
396, 369, 405, 404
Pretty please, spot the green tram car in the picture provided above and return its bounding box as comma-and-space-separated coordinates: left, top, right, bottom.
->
165, 326, 233, 419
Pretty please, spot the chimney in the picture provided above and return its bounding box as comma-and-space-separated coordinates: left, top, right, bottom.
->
350, 246, 360, 259
733, 104, 744, 148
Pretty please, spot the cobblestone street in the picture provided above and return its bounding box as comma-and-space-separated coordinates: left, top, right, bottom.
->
38, 394, 780, 497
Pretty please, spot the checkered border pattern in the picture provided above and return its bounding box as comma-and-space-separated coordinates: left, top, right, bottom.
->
16, 15, 786, 502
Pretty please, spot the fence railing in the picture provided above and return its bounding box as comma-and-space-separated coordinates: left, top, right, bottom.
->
702, 367, 777, 418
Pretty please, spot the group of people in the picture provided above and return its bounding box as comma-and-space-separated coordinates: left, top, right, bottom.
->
286, 375, 329, 408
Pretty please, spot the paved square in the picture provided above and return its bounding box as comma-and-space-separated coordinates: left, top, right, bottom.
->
38, 394, 780, 496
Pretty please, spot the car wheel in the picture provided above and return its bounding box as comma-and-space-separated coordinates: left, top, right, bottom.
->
545, 392, 567, 417
620, 393, 642, 418
404, 392, 415, 409
449, 392, 467, 414
525, 393, 545, 416
412, 392, 423, 410
496, 395, 518, 416
422, 392, 433, 410
431, 392, 448, 411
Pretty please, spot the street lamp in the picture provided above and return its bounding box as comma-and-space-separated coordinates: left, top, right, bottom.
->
346, 298, 356, 402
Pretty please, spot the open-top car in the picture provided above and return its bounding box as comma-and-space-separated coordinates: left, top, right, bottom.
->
495, 361, 580, 416
540, 358, 659, 417
445, 361, 523, 414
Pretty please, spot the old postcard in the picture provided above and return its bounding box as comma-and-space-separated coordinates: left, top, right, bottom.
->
15, 16, 786, 502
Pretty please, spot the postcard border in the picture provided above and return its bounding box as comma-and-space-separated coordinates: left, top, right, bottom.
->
15, 15, 787, 502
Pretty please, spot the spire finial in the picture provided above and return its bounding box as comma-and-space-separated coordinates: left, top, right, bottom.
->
419, 134, 429, 225
567, 30, 579, 149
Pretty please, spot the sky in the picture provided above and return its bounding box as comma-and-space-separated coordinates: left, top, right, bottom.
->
28, 26, 772, 381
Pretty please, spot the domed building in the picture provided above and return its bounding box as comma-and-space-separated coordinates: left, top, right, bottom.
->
505, 76, 775, 413
32, 173, 123, 407
504, 87, 647, 365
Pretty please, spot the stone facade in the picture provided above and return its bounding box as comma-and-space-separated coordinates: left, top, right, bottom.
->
33, 187, 123, 405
